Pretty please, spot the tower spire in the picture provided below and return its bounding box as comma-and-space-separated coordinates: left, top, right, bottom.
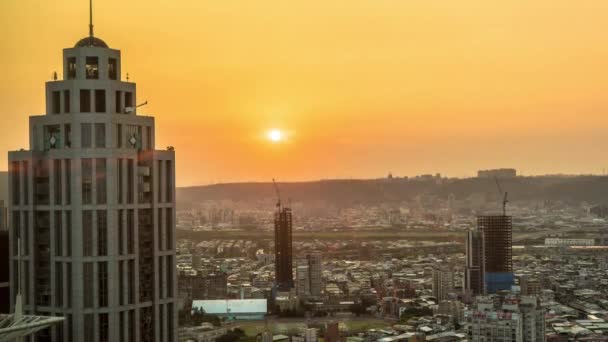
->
89, 0, 94, 38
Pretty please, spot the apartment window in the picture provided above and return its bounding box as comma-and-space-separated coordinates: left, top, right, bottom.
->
55, 262, 63, 306
22, 212, 29, 254
83, 263, 94, 307
165, 160, 172, 202
117, 124, 123, 148
64, 124, 72, 148
167, 255, 174, 297
52, 91, 61, 114
82, 211, 93, 256
63, 90, 70, 113
85, 57, 99, 79
166, 208, 173, 250
95, 123, 106, 148
109, 58, 117, 80
97, 210, 107, 256
12, 212, 20, 256
115, 91, 122, 113
99, 262, 108, 307
65, 159, 71, 204
66, 211, 71, 256
66, 263, 72, 307
54, 211, 62, 256
118, 159, 123, 203
157, 208, 163, 251
67, 57, 76, 79
146, 126, 152, 149
53, 160, 62, 204
96, 158, 107, 204
168, 304, 174, 342
99, 313, 109, 342
80, 89, 91, 112
10, 161, 20, 205
119, 261, 125, 305
158, 256, 164, 298
81, 158, 93, 204
128, 261, 135, 304
127, 159, 134, 203
81, 123, 92, 148
125, 91, 133, 110
84, 314, 94, 341
127, 209, 134, 254
157, 160, 163, 202
118, 210, 124, 254
95, 89, 106, 113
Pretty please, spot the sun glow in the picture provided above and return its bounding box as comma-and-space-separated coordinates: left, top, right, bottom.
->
268, 129, 283, 142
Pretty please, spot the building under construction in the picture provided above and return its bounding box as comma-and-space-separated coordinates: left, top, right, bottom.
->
274, 206, 294, 291
477, 215, 514, 293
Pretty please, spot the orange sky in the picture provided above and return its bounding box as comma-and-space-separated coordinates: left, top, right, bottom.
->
2, 0, 608, 186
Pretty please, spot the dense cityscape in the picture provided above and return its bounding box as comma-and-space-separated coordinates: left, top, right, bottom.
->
1, 2, 608, 342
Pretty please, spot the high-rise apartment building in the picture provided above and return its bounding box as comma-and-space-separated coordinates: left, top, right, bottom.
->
8, 11, 177, 341
296, 252, 323, 298
465, 230, 485, 296
432, 268, 454, 301
274, 207, 293, 291
478, 215, 514, 294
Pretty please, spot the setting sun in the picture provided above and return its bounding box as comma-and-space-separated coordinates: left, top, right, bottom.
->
268, 129, 283, 143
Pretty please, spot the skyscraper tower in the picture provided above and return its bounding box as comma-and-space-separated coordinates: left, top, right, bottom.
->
478, 215, 514, 294
465, 230, 485, 296
274, 206, 293, 291
8, 4, 177, 341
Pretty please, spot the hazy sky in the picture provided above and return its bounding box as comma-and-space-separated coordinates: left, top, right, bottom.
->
2, 0, 608, 186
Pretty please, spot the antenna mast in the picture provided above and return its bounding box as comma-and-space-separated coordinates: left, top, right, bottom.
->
494, 176, 508, 216
89, 0, 94, 38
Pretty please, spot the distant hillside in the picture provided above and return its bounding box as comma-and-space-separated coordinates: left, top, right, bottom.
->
177, 175, 608, 208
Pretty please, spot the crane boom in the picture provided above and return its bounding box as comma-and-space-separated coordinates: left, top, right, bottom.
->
494, 176, 508, 216
272, 178, 282, 209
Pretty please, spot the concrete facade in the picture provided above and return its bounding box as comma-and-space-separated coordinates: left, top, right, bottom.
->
8, 31, 177, 341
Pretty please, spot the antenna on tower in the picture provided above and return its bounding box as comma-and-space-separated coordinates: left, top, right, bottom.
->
89, 0, 94, 38
494, 176, 508, 216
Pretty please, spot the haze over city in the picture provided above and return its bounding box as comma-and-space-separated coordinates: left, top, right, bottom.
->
3, 0, 608, 185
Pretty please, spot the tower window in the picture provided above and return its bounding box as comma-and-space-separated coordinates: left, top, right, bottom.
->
63, 90, 70, 113
52, 91, 61, 114
109, 58, 117, 80
95, 123, 106, 148
80, 89, 91, 112
125, 92, 133, 111
81, 123, 92, 148
67, 57, 76, 79
85, 57, 99, 79
95, 89, 106, 113
64, 124, 72, 148
115, 91, 122, 113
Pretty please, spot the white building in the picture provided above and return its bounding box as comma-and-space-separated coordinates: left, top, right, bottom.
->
8, 8, 177, 342
432, 269, 454, 301
544, 238, 595, 246
465, 295, 545, 342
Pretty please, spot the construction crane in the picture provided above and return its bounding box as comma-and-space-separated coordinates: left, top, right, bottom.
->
272, 178, 282, 210
494, 176, 508, 216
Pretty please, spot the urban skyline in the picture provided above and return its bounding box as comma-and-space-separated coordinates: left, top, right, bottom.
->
2, 1, 608, 342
